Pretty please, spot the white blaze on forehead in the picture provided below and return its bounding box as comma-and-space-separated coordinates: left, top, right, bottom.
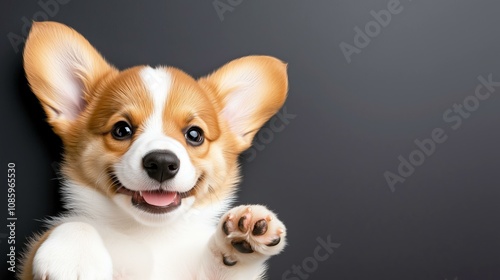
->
140, 66, 171, 123
139, 66, 172, 153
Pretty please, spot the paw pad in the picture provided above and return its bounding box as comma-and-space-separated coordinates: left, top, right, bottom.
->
231, 240, 254, 254
220, 205, 286, 264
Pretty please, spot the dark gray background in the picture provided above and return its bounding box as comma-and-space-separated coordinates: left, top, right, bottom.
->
1, 0, 500, 279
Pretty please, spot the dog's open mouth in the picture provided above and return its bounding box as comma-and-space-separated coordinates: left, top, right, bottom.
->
109, 169, 202, 214
117, 187, 185, 214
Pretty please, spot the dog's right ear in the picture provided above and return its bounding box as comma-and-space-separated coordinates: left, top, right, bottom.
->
23, 21, 117, 136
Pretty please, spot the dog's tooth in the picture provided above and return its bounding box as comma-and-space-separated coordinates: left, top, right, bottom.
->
139, 191, 142, 196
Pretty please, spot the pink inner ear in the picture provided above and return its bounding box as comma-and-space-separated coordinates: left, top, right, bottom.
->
221, 88, 257, 138
51, 59, 87, 120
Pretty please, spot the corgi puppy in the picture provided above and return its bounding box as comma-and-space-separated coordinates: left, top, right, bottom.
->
20, 21, 288, 280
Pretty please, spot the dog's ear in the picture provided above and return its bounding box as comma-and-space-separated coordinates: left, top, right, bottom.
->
198, 56, 288, 152
23, 21, 117, 136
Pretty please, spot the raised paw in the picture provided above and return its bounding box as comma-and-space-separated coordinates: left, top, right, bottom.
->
217, 205, 286, 266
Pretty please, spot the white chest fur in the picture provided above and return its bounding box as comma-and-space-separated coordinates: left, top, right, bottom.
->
51, 183, 228, 280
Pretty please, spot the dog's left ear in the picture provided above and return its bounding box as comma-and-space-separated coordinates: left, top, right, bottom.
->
198, 56, 288, 152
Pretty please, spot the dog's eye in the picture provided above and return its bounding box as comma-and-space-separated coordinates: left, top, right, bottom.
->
111, 121, 133, 140
185, 126, 204, 146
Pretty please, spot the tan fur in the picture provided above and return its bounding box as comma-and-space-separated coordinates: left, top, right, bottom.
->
19, 228, 54, 280
20, 21, 288, 279
67, 66, 156, 196
198, 56, 288, 151
23, 21, 117, 138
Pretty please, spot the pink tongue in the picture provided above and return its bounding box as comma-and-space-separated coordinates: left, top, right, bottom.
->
141, 191, 177, 207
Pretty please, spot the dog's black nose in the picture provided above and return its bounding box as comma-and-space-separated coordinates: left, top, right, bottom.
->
142, 150, 180, 183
